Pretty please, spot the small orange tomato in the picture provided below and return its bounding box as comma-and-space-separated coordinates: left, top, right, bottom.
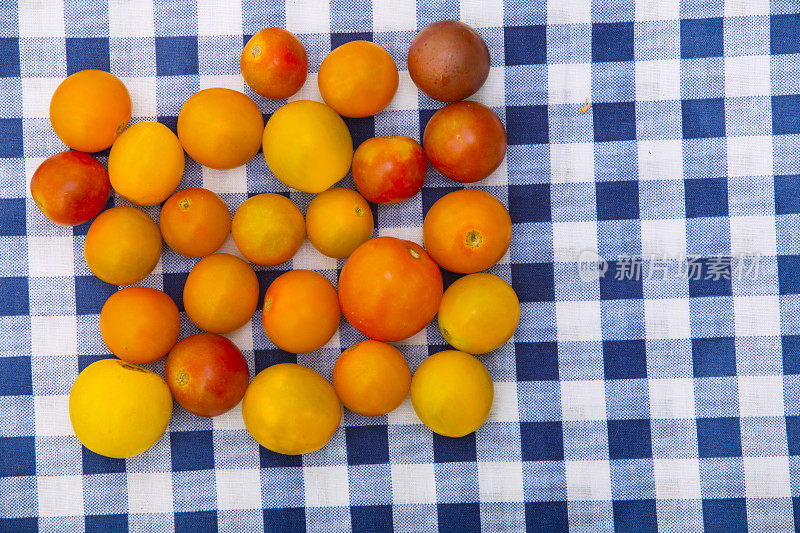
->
318, 40, 399, 118
108, 121, 184, 206
241, 28, 308, 99
423, 189, 512, 273
84, 207, 162, 285
305, 187, 374, 259
262, 270, 340, 354
50, 69, 131, 153
165, 333, 250, 417
352, 136, 428, 204
160, 188, 231, 258
100, 287, 180, 364
338, 237, 443, 342
30, 151, 110, 226
177, 88, 263, 170
332, 340, 411, 416
183, 253, 259, 334
232, 193, 305, 266
437, 273, 520, 354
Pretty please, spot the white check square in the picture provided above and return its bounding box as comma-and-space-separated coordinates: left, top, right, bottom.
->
31, 316, 78, 357
216, 468, 262, 510
729, 216, 777, 257
644, 298, 691, 340
552, 221, 598, 262
648, 378, 696, 419
37, 475, 83, 517
653, 459, 701, 499
27, 236, 75, 277
635, 0, 679, 21
640, 219, 687, 259
285, 0, 330, 34
108, 1, 155, 38
743, 456, 791, 497
548, 63, 591, 105
565, 460, 611, 500
127, 471, 174, 514
550, 143, 594, 184
637, 139, 683, 181
478, 461, 524, 503
391, 463, 437, 504
560, 380, 607, 421
487, 382, 519, 423
196, 0, 242, 36
34, 394, 73, 437
636, 60, 680, 102
724, 56, 771, 98
733, 295, 780, 337
727, 136, 773, 178
22, 77, 61, 119
724, 0, 770, 17
372, 0, 417, 31
556, 300, 602, 342
304, 465, 350, 507
548, 0, 590, 24
738, 375, 785, 418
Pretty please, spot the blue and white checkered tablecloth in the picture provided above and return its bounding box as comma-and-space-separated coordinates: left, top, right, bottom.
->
3, 0, 800, 531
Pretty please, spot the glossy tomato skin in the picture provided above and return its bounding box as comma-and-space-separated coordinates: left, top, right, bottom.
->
165, 333, 250, 417
241, 28, 308, 99
338, 237, 443, 342
352, 136, 428, 204
423, 101, 507, 183
30, 151, 110, 226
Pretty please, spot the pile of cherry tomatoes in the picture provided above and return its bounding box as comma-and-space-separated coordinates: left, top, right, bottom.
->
33, 20, 521, 459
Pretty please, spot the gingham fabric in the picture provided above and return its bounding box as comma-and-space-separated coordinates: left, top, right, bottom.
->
3, 0, 800, 531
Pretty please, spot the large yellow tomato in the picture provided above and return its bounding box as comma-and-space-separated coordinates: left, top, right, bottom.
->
84, 206, 162, 285
438, 273, 520, 355
69, 358, 172, 458
177, 88, 263, 169
231, 193, 305, 266
242, 363, 341, 455
305, 187, 374, 259
108, 121, 184, 206
410, 350, 493, 437
262, 100, 353, 193
50, 69, 131, 153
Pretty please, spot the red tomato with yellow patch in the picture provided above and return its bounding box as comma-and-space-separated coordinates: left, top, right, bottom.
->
338, 237, 443, 342
165, 333, 250, 417
352, 136, 427, 204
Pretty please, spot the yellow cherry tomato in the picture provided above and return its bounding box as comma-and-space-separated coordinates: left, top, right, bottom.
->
262, 100, 353, 193
242, 363, 341, 455
232, 193, 305, 266
438, 273, 520, 354
108, 121, 185, 206
410, 350, 493, 437
305, 187, 374, 258
177, 88, 264, 170
50, 69, 131, 153
84, 206, 162, 285
69, 358, 172, 458
332, 340, 411, 416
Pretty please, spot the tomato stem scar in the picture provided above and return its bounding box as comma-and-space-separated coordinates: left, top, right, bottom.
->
407, 247, 421, 259
465, 230, 482, 248
355, 206, 364, 217
251, 45, 261, 58
179, 198, 192, 210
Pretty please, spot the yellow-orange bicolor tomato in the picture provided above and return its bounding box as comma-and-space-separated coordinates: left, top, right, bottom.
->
159, 188, 231, 258
231, 193, 305, 266
305, 187, 374, 259
108, 121, 185, 206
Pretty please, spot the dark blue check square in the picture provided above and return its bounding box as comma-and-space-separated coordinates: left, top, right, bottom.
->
680, 18, 723, 58
593, 102, 636, 142
516, 342, 559, 381
75, 276, 117, 316
506, 105, 548, 145
688, 258, 732, 298
771, 14, 800, 55
351, 505, 393, 533
779, 256, 800, 295
692, 337, 736, 378
346, 426, 390, 465
260, 444, 302, 468
511, 263, 555, 302
342, 116, 375, 150
433, 432, 476, 463
703, 498, 747, 533
82, 446, 125, 475
775, 175, 800, 215
613, 500, 657, 533
684, 178, 728, 218
504, 25, 546, 65
438, 503, 480, 533
697, 417, 742, 458
0, 118, 23, 158
162, 272, 189, 312
0, 38, 20, 78
525, 502, 568, 533
421, 186, 461, 217
783, 336, 800, 375
419, 108, 437, 140
85, 515, 127, 533
265, 508, 305, 532
603, 340, 647, 380
1, 518, 38, 532
0, 277, 28, 317
155, 36, 199, 76
170, 431, 214, 471
682, 98, 725, 139
520, 422, 564, 461
157, 115, 179, 136
596, 181, 639, 221
786, 417, 800, 455
331, 32, 372, 48
65, 38, 110, 75
0, 356, 33, 394
600, 261, 643, 300
772, 95, 800, 135
0, 198, 25, 236
256, 270, 286, 310
608, 419, 652, 459
592, 22, 634, 63
509, 184, 550, 223
254, 349, 296, 374
175, 511, 217, 532
0, 437, 35, 477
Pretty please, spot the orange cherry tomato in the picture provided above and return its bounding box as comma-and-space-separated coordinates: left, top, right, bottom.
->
338, 237, 443, 342
262, 270, 340, 354
241, 27, 308, 99
159, 188, 231, 258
